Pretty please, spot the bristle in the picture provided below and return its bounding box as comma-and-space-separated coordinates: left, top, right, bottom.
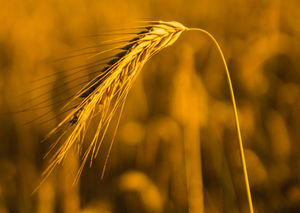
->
115, 51, 127, 58
122, 43, 136, 51
129, 37, 140, 42
137, 30, 149, 35
107, 58, 119, 65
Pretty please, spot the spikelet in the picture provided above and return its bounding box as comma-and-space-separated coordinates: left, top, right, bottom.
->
40, 21, 187, 184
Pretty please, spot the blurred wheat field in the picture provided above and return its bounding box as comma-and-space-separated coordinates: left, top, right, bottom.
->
1, 0, 300, 213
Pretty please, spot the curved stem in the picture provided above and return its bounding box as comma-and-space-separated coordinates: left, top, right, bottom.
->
186, 27, 254, 213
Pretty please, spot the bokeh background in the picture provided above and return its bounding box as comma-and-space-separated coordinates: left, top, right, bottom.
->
1, 0, 300, 212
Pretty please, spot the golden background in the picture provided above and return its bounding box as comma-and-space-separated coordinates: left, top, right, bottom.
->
0, 0, 300, 212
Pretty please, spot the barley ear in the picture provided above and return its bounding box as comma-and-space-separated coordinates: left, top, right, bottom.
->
186, 27, 254, 213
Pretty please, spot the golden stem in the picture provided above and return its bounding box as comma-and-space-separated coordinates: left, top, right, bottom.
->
187, 27, 254, 213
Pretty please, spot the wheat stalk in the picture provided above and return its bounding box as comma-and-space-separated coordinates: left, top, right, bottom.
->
187, 28, 254, 213
38, 20, 253, 213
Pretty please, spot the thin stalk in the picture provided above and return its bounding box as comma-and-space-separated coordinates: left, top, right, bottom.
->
187, 27, 254, 213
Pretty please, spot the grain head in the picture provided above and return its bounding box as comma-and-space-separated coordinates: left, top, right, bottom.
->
40, 21, 187, 185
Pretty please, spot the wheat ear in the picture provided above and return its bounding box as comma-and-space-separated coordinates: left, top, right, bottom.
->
39, 21, 186, 187
39, 21, 254, 213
